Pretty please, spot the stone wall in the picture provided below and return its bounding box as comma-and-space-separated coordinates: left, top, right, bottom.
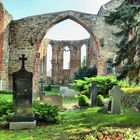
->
0, 3, 12, 90
122, 94, 140, 112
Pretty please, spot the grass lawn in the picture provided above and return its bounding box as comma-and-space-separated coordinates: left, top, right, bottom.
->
0, 94, 12, 102
0, 107, 140, 140
45, 87, 60, 95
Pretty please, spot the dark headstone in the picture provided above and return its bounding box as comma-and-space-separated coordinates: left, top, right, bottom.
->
10, 55, 36, 129
88, 82, 98, 107
51, 80, 54, 85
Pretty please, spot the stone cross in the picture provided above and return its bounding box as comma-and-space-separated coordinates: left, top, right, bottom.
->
109, 85, 123, 114
19, 54, 27, 69
39, 78, 45, 100
88, 82, 98, 107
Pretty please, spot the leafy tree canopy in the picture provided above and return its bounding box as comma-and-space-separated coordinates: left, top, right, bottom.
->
105, 0, 140, 83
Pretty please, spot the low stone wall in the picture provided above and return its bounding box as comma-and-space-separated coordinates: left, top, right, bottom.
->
122, 94, 140, 112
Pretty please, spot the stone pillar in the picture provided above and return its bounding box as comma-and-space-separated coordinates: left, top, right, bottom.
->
0, 3, 4, 88
52, 45, 58, 84
59, 46, 64, 84
75, 46, 81, 71
70, 45, 81, 80
87, 37, 97, 67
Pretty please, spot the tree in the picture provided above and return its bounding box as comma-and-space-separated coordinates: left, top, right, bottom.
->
74, 65, 97, 80
82, 56, 86, 67
105, 0, 140, 83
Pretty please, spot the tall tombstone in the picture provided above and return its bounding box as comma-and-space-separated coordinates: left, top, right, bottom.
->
10, 54, 36, 130
88, 82, 98, 107
109, 85, 123, 114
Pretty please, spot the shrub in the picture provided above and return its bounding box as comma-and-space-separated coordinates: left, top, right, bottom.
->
117, 80, 130, 88
97, 95, 105, 106
121, 87, 140, 94
44, 85, 52, 91
0, 100, 14, 122
80, 90, 90, 98
78, 95, 89, 107
72, 76, 117, 97
0, 91, 12, 94
33, 102, 62, 123
74, 65, 97, 80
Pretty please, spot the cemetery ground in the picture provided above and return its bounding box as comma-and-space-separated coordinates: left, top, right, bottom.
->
0, 87, 140, 140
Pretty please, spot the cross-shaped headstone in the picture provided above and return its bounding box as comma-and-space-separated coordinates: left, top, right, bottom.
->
19, 54, 27, 69
88, 82, 98, 106
109, 85, 123, 114
39, 78, 45, 100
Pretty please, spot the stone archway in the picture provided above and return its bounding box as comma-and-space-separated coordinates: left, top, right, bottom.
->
9, 11, 102, 94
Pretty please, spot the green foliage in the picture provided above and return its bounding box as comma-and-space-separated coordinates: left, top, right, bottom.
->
105, 1, 140, 83
74, 65, 97, 80
0, 107, 140, 139
121, 87, 140, 94
117, 80, 130, 88
96, 95, 105, 106
78, 95, 89, 107
72, 76, 117, 97
0, 99, 14, 122
71, 79, 88, 91
73, 76, 137, 97
44, 85, 52, 91
33, 101, 62, 123
80, 90, 90, 98
0, 91, 12, 94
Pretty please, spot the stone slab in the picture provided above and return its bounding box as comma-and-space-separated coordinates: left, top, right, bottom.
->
9, 120, 36, 130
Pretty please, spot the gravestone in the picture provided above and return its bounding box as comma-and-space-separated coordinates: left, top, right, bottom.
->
42, 95, 63, 110
109, 85, 123, 114
88, 82, 98, 106
60, 86, 69, 94
10, 54, 36, 129
39, 78, 45, 100
64, 88, 77, 98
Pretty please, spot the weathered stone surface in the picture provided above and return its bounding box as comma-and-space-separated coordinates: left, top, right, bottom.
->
10, 121, 36, 130
122, 94, 140, 112
109, 85, 123, 114
42, 95, 63, 110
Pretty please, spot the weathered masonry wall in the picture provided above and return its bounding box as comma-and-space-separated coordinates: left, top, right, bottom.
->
0, 2, 12, 90
0, 0, 124, 92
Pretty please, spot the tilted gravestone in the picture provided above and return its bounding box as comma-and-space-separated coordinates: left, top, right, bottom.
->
60, 86, 69, 94
10, 54, 36, 129
88, 82, 98, 107
109, 85, 123, 114
42, 94, 63, 110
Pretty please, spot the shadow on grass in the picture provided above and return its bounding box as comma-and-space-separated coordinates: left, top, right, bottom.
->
0, 107, 140, 140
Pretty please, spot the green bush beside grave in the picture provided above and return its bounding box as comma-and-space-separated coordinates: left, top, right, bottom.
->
121, 88, 140, 94
0, 91, 12, 94
71, 76, 134, 97
96, 95, 105, 106
0, 99, 62, 124
78, 95, 89, 107
0, 99, 14, 122
44, 85, 52, 91
33, 101, 62, 123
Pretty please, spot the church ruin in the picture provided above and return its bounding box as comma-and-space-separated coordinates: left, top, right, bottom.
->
0, 0, 124, 93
